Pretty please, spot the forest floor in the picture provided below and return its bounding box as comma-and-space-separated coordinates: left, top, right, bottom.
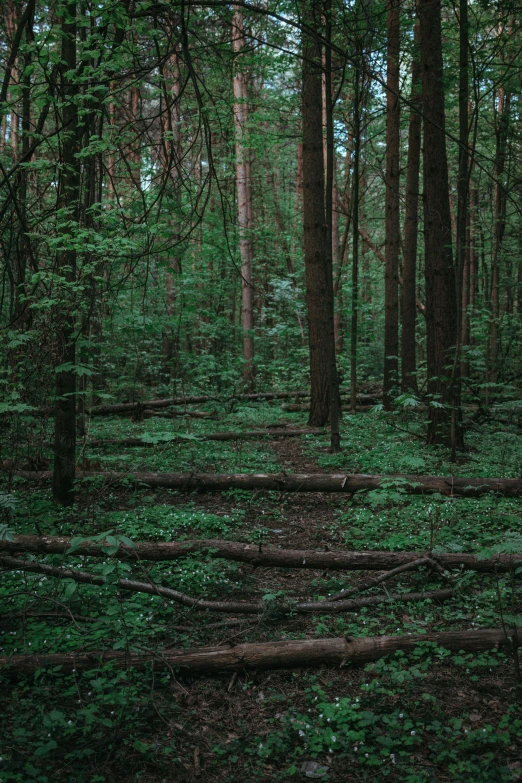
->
1, 401, 522, 782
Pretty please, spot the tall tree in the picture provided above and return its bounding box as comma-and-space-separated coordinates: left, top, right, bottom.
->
453, 0, 469, 450
301, 0, 339, 429
419, 0, 462, 446
232, 8, 255, 389
401, 20, 421, 394
53, 1, 80, 505
323, 0, 341, 449
383, 0, 401, 408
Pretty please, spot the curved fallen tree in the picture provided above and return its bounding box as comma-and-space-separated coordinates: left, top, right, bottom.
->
1, 536, 520, 573
0, 556, 453, 614
0, 629, 511, 675
7, 470, 522, 497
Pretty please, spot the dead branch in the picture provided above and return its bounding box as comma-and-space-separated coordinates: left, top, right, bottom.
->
0, 556, 453, 614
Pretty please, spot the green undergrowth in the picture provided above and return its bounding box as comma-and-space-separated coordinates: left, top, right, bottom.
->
309, 412, 522, 479
1, 404, 522, 780
220, 647, 522, 782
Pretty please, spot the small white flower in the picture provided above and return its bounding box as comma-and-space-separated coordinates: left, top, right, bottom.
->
399, 713, 403, 718
298, 729, 305, 737
411, 731, 415, 736
354, 746, 358, 752
259, 743, 263, 749
331, 736, 336, 742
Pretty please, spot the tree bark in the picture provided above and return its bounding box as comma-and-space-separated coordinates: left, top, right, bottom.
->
0, 630, 511, 675
232, 9, 255, 388
53, 1, 79, 505
383, 0, 401, 408
401, 21, 421, 394
3, 535, 520, 573
10, 470, 522, 497
419, 0, 460, 446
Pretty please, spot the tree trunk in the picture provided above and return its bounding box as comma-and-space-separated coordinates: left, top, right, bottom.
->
401, 21, 421, 394
383, 0, 401, 408
0, 630, 511, 675
12, 469, 522, 497
301, 0, 336, 426
3, 535, 520, 573
53, 1, 79, 506
232, 9, 255, 389
419, 0, 460, 446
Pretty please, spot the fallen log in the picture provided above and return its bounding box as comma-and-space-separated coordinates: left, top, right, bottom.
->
2, 536, 520, 573
142, 409, 217, 420
0, 629, 511, 675
282, 403, 481, 414
0, 556, 453, 614
86, 391, 382, 416
6, 470, 522, 497
282, 403, 381, 413
88, 429, 324, 448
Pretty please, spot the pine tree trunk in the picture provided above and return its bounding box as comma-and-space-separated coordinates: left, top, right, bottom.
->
301, 0, 335, 426
383, 0, 400, 408
419, 0, 460, 446
232, 9, 255, 389
401, 20, 421, 394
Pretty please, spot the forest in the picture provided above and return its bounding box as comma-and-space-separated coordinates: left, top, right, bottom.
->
0, 0, 522, 780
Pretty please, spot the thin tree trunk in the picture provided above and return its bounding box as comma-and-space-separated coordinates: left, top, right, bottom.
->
351, 65, 361, 412
232, 9, 254, 388
488, 87, 510, 386
53, 1, 79, 505
419, 0, 461, 446
401, 21, 421, 394
324, 0, 341, 450
383, 0, 401, 408
450, 0, 469, 456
